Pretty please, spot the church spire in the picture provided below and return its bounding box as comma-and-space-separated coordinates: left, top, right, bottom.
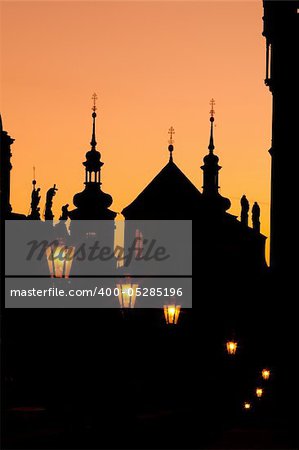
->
83, 93, 103, 184
200, 100, 231, 212
208, 98, 215, 153
69, 94, 116, 222
168, 126, 175, 162
90, 92, 97, 150
201, 99, 221, 196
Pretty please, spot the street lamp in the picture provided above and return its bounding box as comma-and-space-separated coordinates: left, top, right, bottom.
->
243, 401, 251, 410
46, 240, 75, 278
226, 340, 238, 355
262, 369, 271, 380
116, 281, 139, 308
164, 304, 181, 325
256, 387, 263, 398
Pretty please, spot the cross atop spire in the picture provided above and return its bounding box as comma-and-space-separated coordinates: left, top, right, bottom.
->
168, 126, 175, 162
90, 92, 98, 150
208, 98, 215, 152
210, 98, 215, 118
92, 92, 98, 113
168, 126, 175, 145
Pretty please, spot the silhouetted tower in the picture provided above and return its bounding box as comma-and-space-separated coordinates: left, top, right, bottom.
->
69, 93, 116, 222
0, 116, 26, 219
262, 1, 298, 272
0, 115, 13, 217
201, 100, 230, 215
83, 93, 103, 185
201, 99, 221, 197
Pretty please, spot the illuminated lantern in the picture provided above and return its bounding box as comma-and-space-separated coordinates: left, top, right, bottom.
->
116, 282, 138, 308
226, 340, 238, 355
243, 402, 251, 410
262, 369, 270, 380
46, 240, 75, 278
164, 304, 181, 325
256, 388, 263, 398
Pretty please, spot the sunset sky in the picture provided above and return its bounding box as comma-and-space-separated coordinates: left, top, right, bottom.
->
1, 1, 271, 260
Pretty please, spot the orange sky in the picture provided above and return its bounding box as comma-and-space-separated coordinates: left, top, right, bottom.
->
1, 1, 271, 260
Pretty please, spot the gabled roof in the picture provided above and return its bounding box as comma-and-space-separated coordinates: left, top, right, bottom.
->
122, 160, 203, 219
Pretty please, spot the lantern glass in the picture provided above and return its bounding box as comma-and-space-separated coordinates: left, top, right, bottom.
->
226, 340, 238, 355
116, 283, 138, 308
262, 369, 270, 380
244, 402, 251, 410
256, 388, 263, 398
46, 243, 75, 278
164, 304, 181, 325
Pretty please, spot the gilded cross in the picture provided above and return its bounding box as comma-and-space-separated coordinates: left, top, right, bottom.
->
92, 93, 98, 112
210, 98, 215, 117
168, 126, 175, 144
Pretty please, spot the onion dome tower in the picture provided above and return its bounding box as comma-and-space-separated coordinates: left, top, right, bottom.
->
201, 99, 230, 214
69, 94, 116, 221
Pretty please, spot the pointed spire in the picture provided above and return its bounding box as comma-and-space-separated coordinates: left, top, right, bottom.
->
168, 126, 175, 162
208, 98, 215, 153
90, 93, 98, 150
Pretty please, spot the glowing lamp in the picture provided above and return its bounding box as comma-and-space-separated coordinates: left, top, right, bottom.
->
164, 304, 181, 325
226, 340, 238, 355
243, 402, 251, 410
256, 388, 263, 398
262, 369, 270, 380
116, 282, 138, 308
46, 241, 75, 278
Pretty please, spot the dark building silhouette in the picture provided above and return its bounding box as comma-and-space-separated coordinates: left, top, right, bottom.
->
0, 115, 26, 220
68, 96, 116, 259
262, 0, 298, 272
68, 98, 116, 223
122, 104, 267, 275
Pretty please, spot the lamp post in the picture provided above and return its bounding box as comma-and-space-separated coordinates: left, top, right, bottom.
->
262, 369, 271, 380
116, 281, 139, 308
46, 240, 75, 278
163, 304, 181, 325
256, 387, 263, 398
226, 340, 238, 355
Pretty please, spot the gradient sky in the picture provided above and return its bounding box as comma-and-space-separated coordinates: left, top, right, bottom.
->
1, 1, 271, 260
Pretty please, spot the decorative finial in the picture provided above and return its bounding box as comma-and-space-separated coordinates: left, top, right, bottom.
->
208, 98, 215, 152
92, 92, 98, 113
90, 93, 98, 150
210, 98, 215, 120
168, 126, 175, 162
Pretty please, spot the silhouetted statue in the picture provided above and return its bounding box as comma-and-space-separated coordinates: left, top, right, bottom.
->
32, 187, 41, 209
240, 195, 249, 226
28, 185, 41, 220
252, 202, 260, 233
55, 204, 70, 241
45, 184, 58, 220
59, 203, 69, 221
